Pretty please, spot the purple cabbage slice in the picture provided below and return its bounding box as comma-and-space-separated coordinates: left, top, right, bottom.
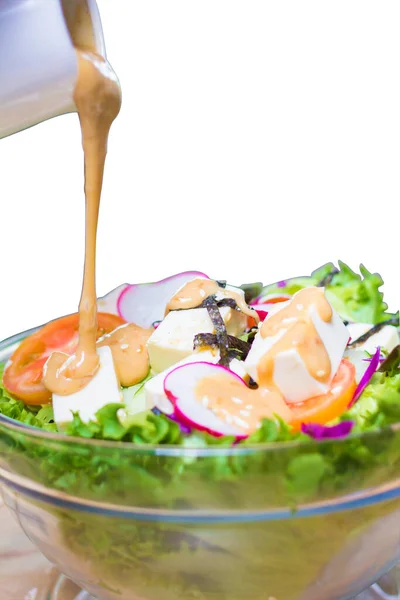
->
167, 413, 192, 434
152, 406, 192, 434
301, 421, 354, 440
348, 346, 381, 408
362, 353, 385, 363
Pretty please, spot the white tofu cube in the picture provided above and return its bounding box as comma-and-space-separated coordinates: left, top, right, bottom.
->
52, 346, 122, 427
345, 323, 399, 382
346, 323, 399, 355
343, 348, 370, 383
244, 295, 349, 403
147, 306, 247, 373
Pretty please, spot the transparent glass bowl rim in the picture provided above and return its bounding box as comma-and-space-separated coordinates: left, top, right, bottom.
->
1, 324, 399, 457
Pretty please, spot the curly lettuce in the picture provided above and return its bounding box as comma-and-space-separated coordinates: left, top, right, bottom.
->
342, 348, 400, 431
259, 261, 393, 324
325, 262, 391, 324
0, 363, 57, 431
65, 404, 183, 444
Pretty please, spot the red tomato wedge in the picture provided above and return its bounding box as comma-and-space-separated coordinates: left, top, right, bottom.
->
290, 359, 356, 431
3, 313, 125, 406
247, 304, 269, 329
251, 294, 291, 306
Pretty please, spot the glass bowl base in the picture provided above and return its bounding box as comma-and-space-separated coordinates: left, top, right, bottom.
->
39, 573, 399, 600
46, 574, 97, 600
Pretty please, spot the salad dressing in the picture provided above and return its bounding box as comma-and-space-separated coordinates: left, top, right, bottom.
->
97, 323, 152, 387
166, 278, 259, 322
45, 49, 122, 396
166, 279, 218, 313
196, 373, 293, 433
258, 287, 332, 388
195, 288, 333, 432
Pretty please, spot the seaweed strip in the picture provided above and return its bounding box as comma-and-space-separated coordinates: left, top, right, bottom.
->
216, 280, 227, 289
195, 296, 215, 309
316, 267, 339, 287
227, 349, 243, 362
348, 315, 400, 348
246, 327, 258, 345
248, 377, 258, 389
197, 297, 238, 310
378, 345, 400, 375
202, 296, 230, 367
193, 333, 251, 359
215, 298, 238, 310
193, 333, 221, 350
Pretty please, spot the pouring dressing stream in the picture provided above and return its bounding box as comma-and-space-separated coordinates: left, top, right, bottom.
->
44, 50, 124, 395
74, 49, 121, 373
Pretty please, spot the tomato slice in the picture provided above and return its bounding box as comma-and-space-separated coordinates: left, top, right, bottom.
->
3, 313, 125, 406
256, 294, 291, 305
247, 305, 269, 329
290, 359, 356, 431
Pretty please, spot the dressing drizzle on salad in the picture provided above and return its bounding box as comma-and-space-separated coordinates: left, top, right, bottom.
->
166, 278, 259, 322
196, 372, 293, 433
44, 49, 123, 396
97, 323, 152, 387
259, 287, 333, 387
192, 288, 339, 433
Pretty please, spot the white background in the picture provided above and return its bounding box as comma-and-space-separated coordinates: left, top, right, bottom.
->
0, 0, 398, 340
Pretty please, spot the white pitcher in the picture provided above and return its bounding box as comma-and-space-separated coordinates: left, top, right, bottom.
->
0, 0, 106, 138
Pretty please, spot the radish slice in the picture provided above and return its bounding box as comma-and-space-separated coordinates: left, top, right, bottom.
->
115, 271, 208, 328
164, 362, 247, 437
98, 284, 129, 315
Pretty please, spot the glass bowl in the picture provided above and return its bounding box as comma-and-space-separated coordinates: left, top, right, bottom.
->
1, 328, 400, 600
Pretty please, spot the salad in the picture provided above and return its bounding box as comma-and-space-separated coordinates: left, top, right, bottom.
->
1, 261, 399, 600
1, 260, 399, 447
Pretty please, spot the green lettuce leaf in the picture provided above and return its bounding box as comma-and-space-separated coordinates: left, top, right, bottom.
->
378, 345, 400, 377
259, 261, 392, 324
259, 263, 335, 297
0, 363, 57, 432
65, 405, 183, 444
325, 262, 390, 324
342, 370, 400, 431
